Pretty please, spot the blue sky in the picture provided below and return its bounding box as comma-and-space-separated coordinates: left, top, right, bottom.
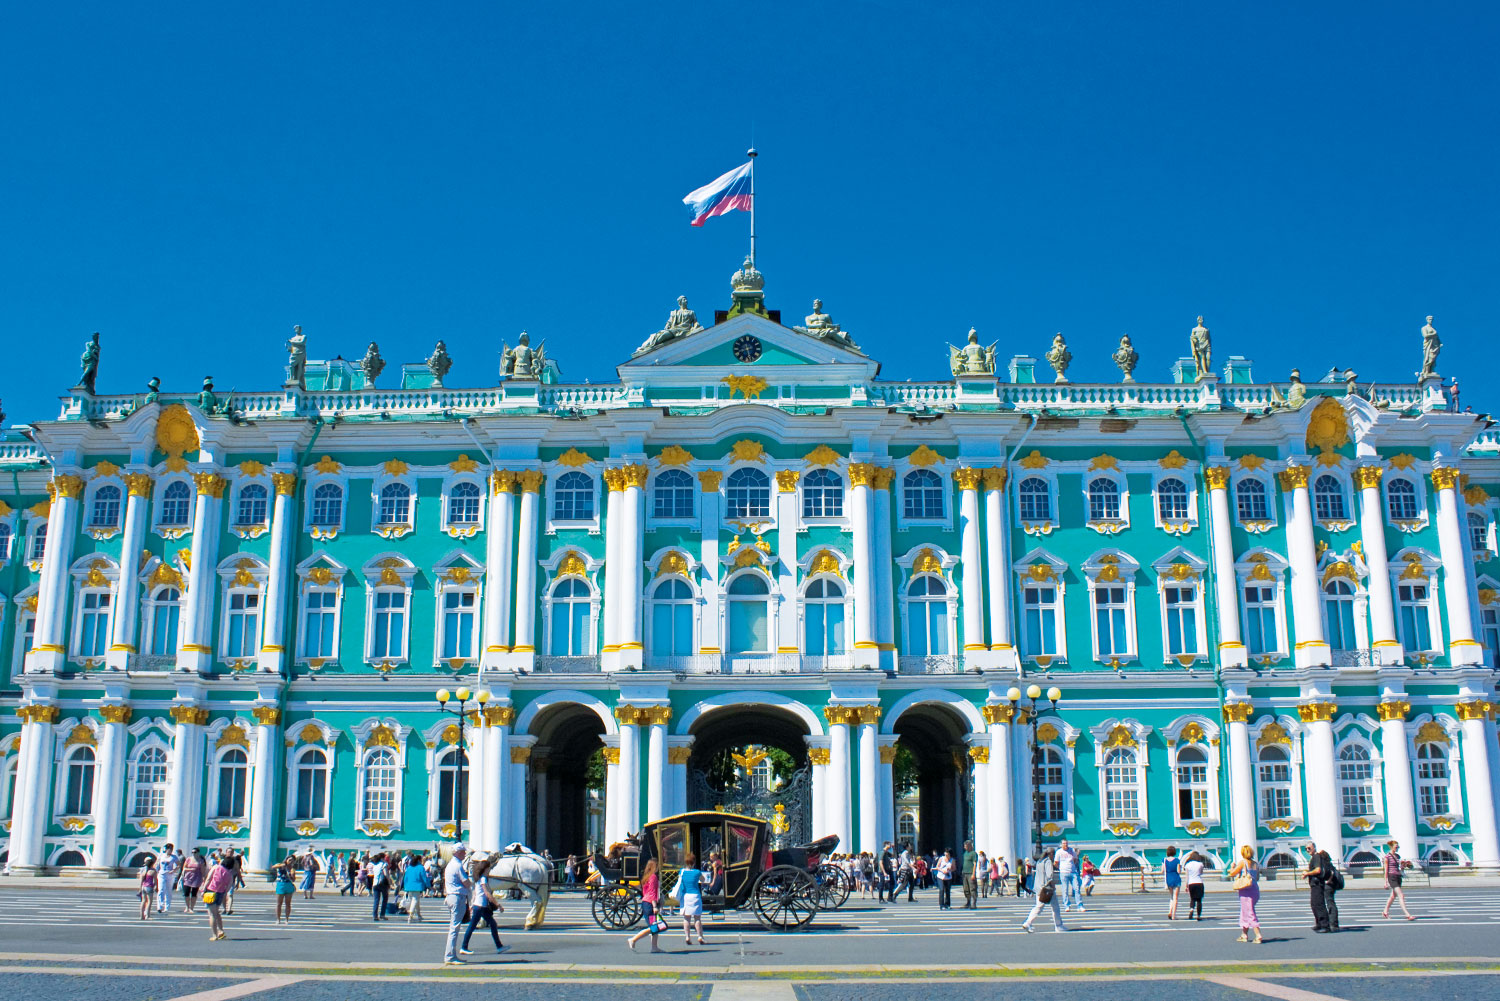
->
3, 1, 1496, 422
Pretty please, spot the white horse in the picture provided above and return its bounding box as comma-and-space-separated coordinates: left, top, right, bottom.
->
480, 843, 552, 929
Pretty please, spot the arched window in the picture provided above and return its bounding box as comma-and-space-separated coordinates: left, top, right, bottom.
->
1175, 745, 1211, 821
1102, 747, 1141, 822
903, 470, 944, 520
1038, 745, 1066, 822
435, 746, 466, 825
131, 747, 169, 818
361, 748, 399, 823
63, 745, 96, 815
1415, 741, 1450, 817
1256, 745, 1293, 821
293, 747, 330, 821
90, 485, 121, 528
236, 483, 268, 526
1236, 479, 1269, 522
1157, 477, 1190, 521
802, 469, 844, 518
549, 578, 593, 656
310, 483, 343, 527
553, 471, 595, 521
371, 589, 406, 659
652, 470, 694, 520
147, 587, 182, 656
447, 482, 482, 525
1313, 475, 1346, 521
1264, 852, 1299, 871
905, 575, 949, 657
1396, 579, 1434, 651
726, 574, 771, 654
803, 578, 846, 655
1019, 477, 1051, 522
1324, 579, 1359, 651
1386, 478, 1418, 521
648, 578, 694, 658
897, 811, 917, 841
159, 481, 193, 527
0, 522, 12, 563
377, 483, 411, 525
1468, 512, 1490, 554
440, 587, 477, 660
54, 849, 87, 868
725, 468, 771, 520
76, 590, 112, 658
1427, 849, 1459, 865
1087, 477, 1121, 521
1337, 742, 1376, 818
1107, 855, 1142, 874
215, 747, 249, 818
29, 522, 47, 563
1348, 850, 1380, 869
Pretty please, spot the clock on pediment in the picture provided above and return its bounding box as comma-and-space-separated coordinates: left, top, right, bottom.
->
732, 334, 763, 363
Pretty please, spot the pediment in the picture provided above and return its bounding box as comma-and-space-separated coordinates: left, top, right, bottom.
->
617, 313, 878, 388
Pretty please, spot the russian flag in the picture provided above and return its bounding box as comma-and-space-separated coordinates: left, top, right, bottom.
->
683, 162, 752, 227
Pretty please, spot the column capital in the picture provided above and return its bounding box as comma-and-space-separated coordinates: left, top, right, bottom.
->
980, 704, 1016, 725
192, 472, 228, 498
601, 746, 620, 764
482, 705, 517, 727
1204, 465, 1231, 491
96, 705, 133, 725
968, 745, 990, 764
953, 467, 983, 491
775, 469, 800, 492
1353, 465, 1385, 490
169, 705, 210, 726
639, 705, 672, 726
667, 746, 692, 764
823, 704, 859, 726
847, 463, 876, 487
1455, 699, 1491, 721
622, 464, 650, 489
603, 467, 628, 492
17, 704, 59, 725
697, 469, 722, 492
877, 744, 898, 764
52, 474, 87, 499
871, 467, 895, 490
490, 469, 516, 494
516, 469, 545, 493
1431, 466, 1461, 492
1278, 465, 1310, 491
808, 747, 832, 765
981, 467, 1008, 491
1222, 701, 1254, 723
510, 745, 532, 764
1375, 699, 1411, 722
1297, 701, 1337, 723
614, 705, 647, 725
250, 706, 282, 726
271, 472, 298, 496
123, 472, 154, 497
855, 704, 882, 725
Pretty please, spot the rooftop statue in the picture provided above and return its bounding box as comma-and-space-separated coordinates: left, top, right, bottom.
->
144, 377, 161, 405
1344, 368, 1364, 399
1046, 332, 1072, 383
1190, 315, 1211, 381
1420, 315, 1440, 379
1284, 368, 1307, 409
360, 342, 386, 387
427, 341, 453, 388
285, 325, 307, 389
501, 331, 549, 381
197, 375, 233, 415
794, 299, 857, 348
1112, 334, 1139, 383
948, 328, 997, 377
635, 296, 704, 355
77, 332, 101, 394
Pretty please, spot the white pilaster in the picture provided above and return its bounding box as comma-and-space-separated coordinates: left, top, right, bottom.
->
29, 475, 82, 673
89, 706, 130, 872
1356, 467, 1402, 662
257, 472, 297, 674
615, 706, 641, 834
848, 466, 877, 668
1377, 702, 1418, 860
826, 709, 853, 851
667, 738, 693, 817
166, 706, 207, 849
857, 708, 880, 854
9, 704, 58, 871
482, 472, 516, 668
971, 749, 989, 853
1206, 466, 1247, 668
105, 475, 152, 669
601, 470, 624, 669
1433, 469, 1483, 664
775, 471, 799, 656
985, 708, 1015, 865
482, 708, 510, 852
1281, 465, 1329, 667
872, 468, 896, 668
699, 472, 723, 656
877, 737, 897, 848
602, 737, 622, 846
1225, 703, 1257, 856
247, 706, 281, 873
1458, 701, 1500, 867
983, 470, 1014, 665
807, 737, 829, 841
178, 473, 226, 673
511, 472, 542, 659
509, 736, 535, 846
468, 716, 488, 849
956, 469, 985, 659
532, 755, 550, 851
1301, 704, 1341, 859
618, 465, 647, 669
645, 707, 669, 823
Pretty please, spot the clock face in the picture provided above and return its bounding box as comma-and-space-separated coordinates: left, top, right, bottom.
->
732, 334, 763, 363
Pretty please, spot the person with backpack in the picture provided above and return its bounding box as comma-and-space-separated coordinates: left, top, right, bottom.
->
368, 851, 392, 921
1301, 841, 1341, 932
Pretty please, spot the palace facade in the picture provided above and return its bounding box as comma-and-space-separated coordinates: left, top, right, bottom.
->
1, 261, 1498, 877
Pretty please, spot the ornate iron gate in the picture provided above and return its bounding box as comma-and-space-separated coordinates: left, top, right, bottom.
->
687, 763, 812, 849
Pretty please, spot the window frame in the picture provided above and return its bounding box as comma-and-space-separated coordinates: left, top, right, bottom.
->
1412, 734, 1457, 821
1311, 471, 1354, 528
143, 583, 184, 659
216, 555, 269, 664
1165, 720, 1222, 831
650, 468, 697, 524
153, 475, 195, 539
1152, 471, 1198, 534
69, 556, 119, 662
294, 554, 348, 666
1235, 550, 1290, 660
722, 567, 776, 656
126, 737, 172, 822
440, 473, 487, 538
1232, 471, 1277, 531
431, 557, 485, 667
724, 466, 774, 524
0, 512, 15, 567
230, 478, 271, 538
899, 468, 946, 524
424, 738, 468, 835
647, 575, 699, 662
84, 478, 124, 537
287, 743, 334, 827
362, 554, 417, 666
1334, 732, 1381, 824
900, 572, 953, 659
549, 469, 599, 529
1089, 719, 1152, 830
1013, 550, 1069, 664
1251, 720, 1305, 829
372, 477, 416, 538
1389, 548, 1443, 656
1082, 469, 1129, 531
57, 738, 98, 819
799, 467, 846, 523
1381, 472, 1428, 530
205, 732, 254, 823
1082, 550, 1140, 665
305, 475, 348, 539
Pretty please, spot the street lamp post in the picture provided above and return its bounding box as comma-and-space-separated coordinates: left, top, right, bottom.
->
1008, 683, 1061, 858
436, 685, 489, 840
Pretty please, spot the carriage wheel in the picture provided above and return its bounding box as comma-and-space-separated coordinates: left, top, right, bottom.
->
751, 864, 818, 931
591, 883, 642, 930
813, 863, 850, 909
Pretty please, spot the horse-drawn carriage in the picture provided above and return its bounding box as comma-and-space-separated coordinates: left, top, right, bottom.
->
589, 811, 844, 931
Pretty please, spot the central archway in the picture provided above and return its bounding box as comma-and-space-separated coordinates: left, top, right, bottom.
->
684, 702, 814, 848
526, 702, 606, 856
890, 702, 974, 855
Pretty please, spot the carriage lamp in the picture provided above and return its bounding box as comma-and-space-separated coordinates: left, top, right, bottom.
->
1009, 684, 1062, 859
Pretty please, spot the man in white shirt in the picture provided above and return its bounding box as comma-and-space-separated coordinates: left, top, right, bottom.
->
443, 844, 472, 965
1056, 839, 1084, 912
156, 845, 179, 914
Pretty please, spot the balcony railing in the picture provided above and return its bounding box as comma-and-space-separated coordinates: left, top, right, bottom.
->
531, 655, 603, 673
897, 654, 963, 675
1330, 648, 1376, 667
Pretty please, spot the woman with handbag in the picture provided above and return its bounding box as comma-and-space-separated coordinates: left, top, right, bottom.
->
626, 859, 666, 953
202, 854, 234, 941
677, 853, 707, 945
1228, 845, 1262, 944
1021, 848, 1068, 933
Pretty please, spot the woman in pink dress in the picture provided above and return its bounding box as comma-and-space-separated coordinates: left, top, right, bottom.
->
626, 859, 665, 953
1227, 844, 1262, 944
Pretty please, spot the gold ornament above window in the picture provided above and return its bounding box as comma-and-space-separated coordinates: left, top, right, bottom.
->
803, 445, 841, 467
808, 549, 843, 578
1304, 396, 1350, 459
449, 454, 480, 473
912, 548, 943, 574
154, 404, 200, 462
907, 445, 945, 467
655, 445, 692, 467
1018, 450, 1048, 469
1158, 450, 1189, 469
655, 552, 690, 578
313, 455, 341, 474
555, 552, 588, 578
730, 439, 766, 463
365, 724, 399, 749
556, 448, 594, 467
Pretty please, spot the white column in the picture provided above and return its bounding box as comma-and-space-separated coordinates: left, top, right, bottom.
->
511, 472, 543, 657
1225, 703, 1257, 856
878, 739, 897, 848
775, 470, 799, 656
600, 470, 624, 666
667, 741, 691, 817
699, 472, 723, 657
9, 705, 58, 870
872, 468, 896, 666
808, 743, 828, 839
1458, 700, 1500, 867
645, 706, 669, 823
615, 706, 641, 834
1377, 701, 1419, 860
619, 465, 647, 668
983, 470, 1013, 661
956, 469, 985, 658
509, 739, 534, 846
166, 705, 207, 849
482, 472, 516, 665
106, 475, 153, 669
1355, 466, 1401, 661
826, 709, 853, 851
1280, 465, 1329, 667
848, 466, 877, 667
29, 475, 83, 672
89, 706, 131, 872
257, 472, 298, 674
858, 708, 880, 853
971, 750, 989, 853
247, 706, 281, 873
1432, 469, 1483, 664
468, 716, 489, 848
984, 707, 1015, 864
1205, 466, 1245, 666
1301, 703, 1341, 858
178, 473, 226, 672
483, 708, 510, 852
602, 739, 623, 846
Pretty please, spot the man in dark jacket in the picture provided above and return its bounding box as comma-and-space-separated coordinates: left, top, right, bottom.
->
1302, 842, 1340, 932
878, 842, 896, 904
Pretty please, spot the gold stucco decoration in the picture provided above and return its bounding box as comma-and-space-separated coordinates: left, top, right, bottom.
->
775, 469, 800, 492
216, 724, 249, 749
313, 455, 341, 474
1101, 724, 1136, 749
907, 445, 945, 468
383, 459, 409, 476
655, 445, 692, 467
1018, 450, 1048, 469
238, 460, 266, 477
449, 454, 480, 473
230, 558, 259, 587
1431, 467, 1461, 492
64, 724, 97, 747
1414, 720, 1450, 745
1238, 454, 1266, 471
298, 723, 328, 745
1398, 553, 1428, 580
1036, 723, 1060, 744
1376, 700, 1411, 722
1159, 450, 1189, 469
365, 724, 399, 749
804, 445, 841, 468
697, 470, 723, 492
84, 559, 111, 588
307, 566, 336, 586
1321, 561, 1359, 587
721, 374, 768, 399
1387, 453, 1418, 470
808, 549, 844, 578
1255, 722, 1291, 749
1088, 454, 1119, 471
555, 551, 588, 578
655, 552, 690, 578
1179, 722, 1207, 744
912, 548, 943, 574
1204, 466, 1230, 491
730, 440, 766, 463
155, 404, 200, 462
1305, 395, 1351, 459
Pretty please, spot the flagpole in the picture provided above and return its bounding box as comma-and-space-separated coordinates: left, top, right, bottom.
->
747, 147, 757, 266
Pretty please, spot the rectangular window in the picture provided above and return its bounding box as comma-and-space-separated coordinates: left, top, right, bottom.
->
650, 602, 693, 658
302, 590, 337, 658
441, 590, 477, 659
1093, 585, 1130, 658
225, 592, 261, 658
149, 600, 180, 656
1482, 607, 1500, 660
1164, 585, 1198, 656
1243, 584, 1279, 655
1397, 583, 1433, 651
217, 762, 247, 818
1023, 585, 1059, 657
78, 592, 112, 657
1177, 762, 1209, 819
728, 602, 769, 654
372, 591, 406, 659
